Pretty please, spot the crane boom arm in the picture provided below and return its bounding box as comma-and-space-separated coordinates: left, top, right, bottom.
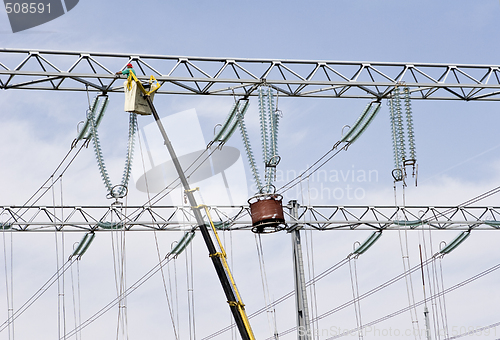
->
143, 94, 255, 340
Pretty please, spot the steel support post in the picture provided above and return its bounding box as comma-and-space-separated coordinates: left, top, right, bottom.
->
289, 200, 311, 340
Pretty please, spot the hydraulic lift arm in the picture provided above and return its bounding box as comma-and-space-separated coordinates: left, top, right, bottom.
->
140, 89, 255, 340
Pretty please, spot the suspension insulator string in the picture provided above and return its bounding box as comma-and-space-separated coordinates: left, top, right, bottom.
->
265, 86, 279, 189
404, 87, 417, 161
238, 102, 263, 192
259, 86, 270, 165
389, 87, 403, 182
236, 85, 282, 195
87, 95, 137, 199
389, 85, 418, 185
395, 87, 406, 165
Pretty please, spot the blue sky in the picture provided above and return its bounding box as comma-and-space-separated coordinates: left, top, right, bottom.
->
1, 1, 500, 340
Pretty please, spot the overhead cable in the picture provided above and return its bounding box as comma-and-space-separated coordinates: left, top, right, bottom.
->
325, 261, 500, 340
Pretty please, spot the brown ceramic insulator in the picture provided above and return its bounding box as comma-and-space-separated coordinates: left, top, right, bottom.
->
249, 195, 285, 232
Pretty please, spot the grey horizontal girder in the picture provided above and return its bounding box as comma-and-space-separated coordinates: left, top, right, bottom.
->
1, 204, 499, 232
1, 49, 500, 100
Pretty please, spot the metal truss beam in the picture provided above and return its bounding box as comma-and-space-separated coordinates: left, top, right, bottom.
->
1, 204, 499, 232
1, 49, 500, 100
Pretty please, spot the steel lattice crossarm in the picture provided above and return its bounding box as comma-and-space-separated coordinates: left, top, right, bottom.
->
1, 48, 500, 100
1, 204, 499, 232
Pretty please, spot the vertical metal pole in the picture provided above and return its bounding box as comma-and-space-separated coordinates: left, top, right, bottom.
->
144, 96, 254, 340
289, 200, 311, 340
